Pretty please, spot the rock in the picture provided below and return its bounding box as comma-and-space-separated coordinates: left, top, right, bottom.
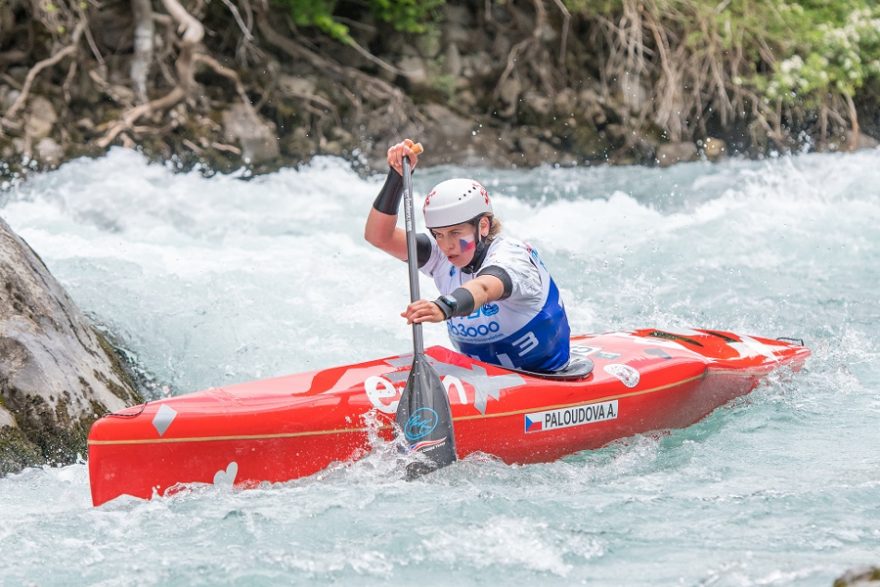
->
444, 43, 462, 78
284, 127, 313, 160
330, 127, 353, 144
522, 90, 552, 119
76, 117, 95, 132
443, 5, 472, 46
492, 35, 511, 57
517, 135, 559, 167
423, 103, 474, 144
604, 123, 627, 144
846, 130, 879, 150
620, 72, 647, 111
0, 86, 19, 112
498, 76, 522, 110
89, 3, 135, 52
415, 29, 442, 59
455, 89, 478, 109
566, 125, 606, 160
398, 56, 429, 87
222, 103, 280, 165
278, 74, 317, 97
0, 217, 140, 474
0, 408, 42, 475
461, 52, 494, 79
24, 96, 57, 141
320, 138, 344, 156
35, 137, 64, 166
553, 88, 577, 115
834, 566, 880, 586
417, 104, 505, 167
656, 141, 698, 167
577, 88, 606, 125
703, 137, 727, 160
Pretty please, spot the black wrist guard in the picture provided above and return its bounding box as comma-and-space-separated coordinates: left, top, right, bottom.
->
372, 168, 404, 215
433, 288, 476, 320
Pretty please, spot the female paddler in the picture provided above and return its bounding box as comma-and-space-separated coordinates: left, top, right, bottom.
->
365, 139, 571, 373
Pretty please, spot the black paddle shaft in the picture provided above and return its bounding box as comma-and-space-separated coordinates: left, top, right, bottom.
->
401, 156, 425, 356
395, 151, 457, 474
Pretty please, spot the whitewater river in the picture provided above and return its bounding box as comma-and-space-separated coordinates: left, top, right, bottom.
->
0, 148, 877, 586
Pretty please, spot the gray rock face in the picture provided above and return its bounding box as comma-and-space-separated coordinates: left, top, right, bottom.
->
222, 103, 280, 165
656, 141, 699, 167
834, 567, 880, 586
0, 216, 140, 474
35, 137, 64, 166
847, 130, 880, 151
24, 95, 57, 141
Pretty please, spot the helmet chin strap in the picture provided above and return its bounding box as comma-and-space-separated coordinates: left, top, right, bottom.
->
462, 216, 491, 275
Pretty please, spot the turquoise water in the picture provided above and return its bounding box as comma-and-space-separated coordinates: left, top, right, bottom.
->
0, 148, 877, 585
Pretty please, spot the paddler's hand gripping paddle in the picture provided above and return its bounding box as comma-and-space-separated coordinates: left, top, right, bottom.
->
395, 141, 458, 478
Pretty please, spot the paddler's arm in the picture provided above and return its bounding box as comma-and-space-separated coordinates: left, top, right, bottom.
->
364, 139, 421, 262
402, 274, 506, 324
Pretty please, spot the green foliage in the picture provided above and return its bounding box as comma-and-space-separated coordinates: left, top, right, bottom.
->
765, 4, 880, 103
563, 0, 622, 16
566, 0, 880, 113
270, 0, 444, 43
370, 0, 445, 34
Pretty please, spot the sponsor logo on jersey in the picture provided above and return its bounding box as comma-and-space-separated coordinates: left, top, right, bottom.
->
525, 400, 618, 433
448, 321, 501, 338
481, 303, 500, 317
604, 363, 640, 388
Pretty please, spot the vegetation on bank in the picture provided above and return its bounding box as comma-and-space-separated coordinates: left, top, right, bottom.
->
0, 0, 879, 182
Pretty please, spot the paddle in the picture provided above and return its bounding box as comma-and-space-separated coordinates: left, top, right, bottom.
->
395, 142, 457, 478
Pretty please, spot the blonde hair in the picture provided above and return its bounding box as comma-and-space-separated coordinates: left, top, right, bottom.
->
486, 215, 503, 240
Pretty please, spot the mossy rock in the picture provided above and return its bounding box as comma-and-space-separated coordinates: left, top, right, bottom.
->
834, 567, 880, 587
0, 426, 43, 476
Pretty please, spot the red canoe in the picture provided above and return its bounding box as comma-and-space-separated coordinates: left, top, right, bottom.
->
87, 328, 809, 506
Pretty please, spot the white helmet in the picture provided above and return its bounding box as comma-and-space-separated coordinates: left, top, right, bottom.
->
423, 178, 493, 228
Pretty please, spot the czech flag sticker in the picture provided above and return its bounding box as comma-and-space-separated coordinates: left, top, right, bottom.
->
524, 415, 543, 433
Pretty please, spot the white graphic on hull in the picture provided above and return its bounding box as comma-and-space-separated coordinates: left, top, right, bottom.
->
603, 363, 641, 388
213, 462, 238, 487
364, 373, 488, 414
730, 336, 783, 362
380, 356, 526, 414
152, 404, 177, 436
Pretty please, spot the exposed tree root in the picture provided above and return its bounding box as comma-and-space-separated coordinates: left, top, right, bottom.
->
0, 0, 873, 182
1, 20, 85, 129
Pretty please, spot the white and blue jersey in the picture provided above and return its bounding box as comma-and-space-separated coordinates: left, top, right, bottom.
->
419, 235, 570, 372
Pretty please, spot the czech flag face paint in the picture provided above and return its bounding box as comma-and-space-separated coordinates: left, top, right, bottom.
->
458, 233, 476, 253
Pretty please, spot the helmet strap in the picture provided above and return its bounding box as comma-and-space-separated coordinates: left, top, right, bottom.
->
462, 216, 492, 275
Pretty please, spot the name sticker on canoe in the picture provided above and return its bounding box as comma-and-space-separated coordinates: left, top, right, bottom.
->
524, 400, 618, 433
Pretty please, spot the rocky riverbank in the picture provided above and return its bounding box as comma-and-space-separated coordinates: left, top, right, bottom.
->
2, 0, 879, 185
0, 216, 141, 474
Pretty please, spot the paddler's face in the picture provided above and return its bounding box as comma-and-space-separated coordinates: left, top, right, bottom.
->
430, 219, 488, 268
